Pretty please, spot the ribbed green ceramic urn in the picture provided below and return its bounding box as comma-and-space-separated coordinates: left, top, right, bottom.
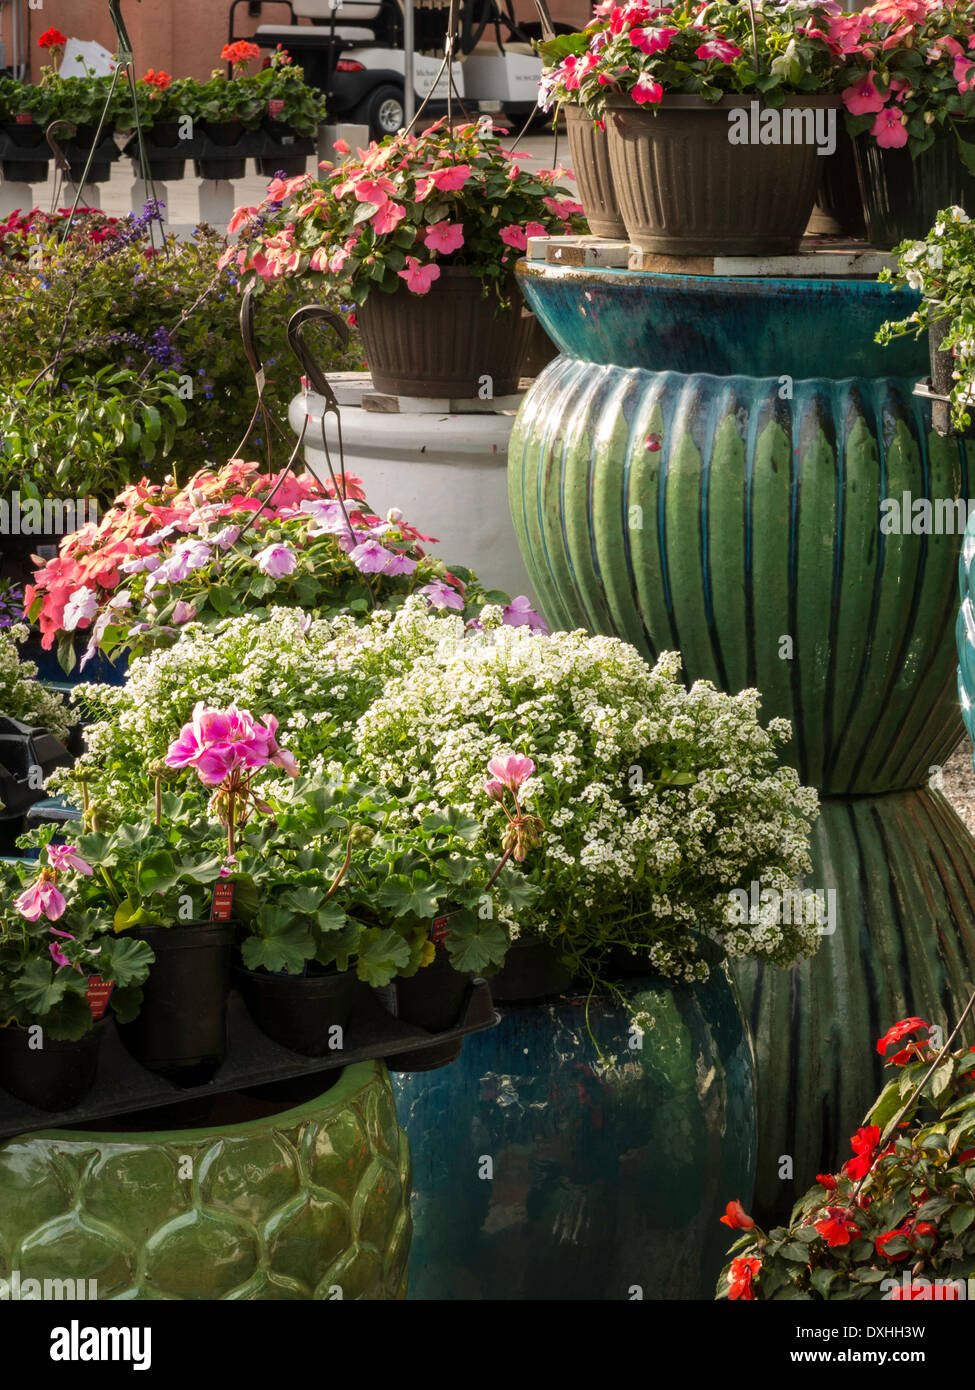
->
0, 1062, 411, 1299
509, 263, 975, 1216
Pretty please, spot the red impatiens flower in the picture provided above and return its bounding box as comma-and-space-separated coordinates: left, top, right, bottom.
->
727, 1256, 761, 1300
815, 1209, 860, 1247
38, 27, 68, 51
877, 1017, 929, 1058
842, 1124, 881, 1181
816, 1173, 838, 1190
875, 1228, 912, 1261
719, 1200, 755, 1230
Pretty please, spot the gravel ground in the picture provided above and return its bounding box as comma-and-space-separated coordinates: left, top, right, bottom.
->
943, 742, 975, 834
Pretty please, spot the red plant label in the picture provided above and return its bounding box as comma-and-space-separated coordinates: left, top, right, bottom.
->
15, 113, 33, 125
86, 976, 114, 1020
431, 914, 457, 944
211, 882, 235, 921
268, 99, 285, 118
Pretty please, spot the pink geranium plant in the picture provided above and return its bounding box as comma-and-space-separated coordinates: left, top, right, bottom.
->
230, 117, 586, 307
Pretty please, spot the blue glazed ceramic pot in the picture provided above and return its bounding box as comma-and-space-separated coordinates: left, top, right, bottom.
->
394, 965, 755, 1301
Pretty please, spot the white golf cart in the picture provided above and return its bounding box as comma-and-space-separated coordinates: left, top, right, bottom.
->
227, 0, 571, 138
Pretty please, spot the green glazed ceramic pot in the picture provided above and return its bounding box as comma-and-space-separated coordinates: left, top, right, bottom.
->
0, 1062, 411, 1300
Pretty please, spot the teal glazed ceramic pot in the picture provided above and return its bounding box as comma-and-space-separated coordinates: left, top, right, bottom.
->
0, 1062, 411, 1300
394, 965, 755, 1300
508, 262, 975, 1220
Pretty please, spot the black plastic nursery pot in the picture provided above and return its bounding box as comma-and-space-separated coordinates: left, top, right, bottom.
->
854, 127, 975, 250
117, 920, 233, 1081
258, 120, 310, 177
233, 963, 360, 1057
196, 119, 247, 180
0, 1019, 105, 1111
384, 949, 473, 1071
488, 937, 572, 1002
924, 314, 975, 440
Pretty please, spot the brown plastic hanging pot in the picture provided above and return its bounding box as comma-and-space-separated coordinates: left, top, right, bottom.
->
356, 267, 537, 398
604, 93, 841, 255
564, 104, 627, 239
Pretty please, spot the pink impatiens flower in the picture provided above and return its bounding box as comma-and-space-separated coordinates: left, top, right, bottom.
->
372, 200, 407, 235
486, 754, 536, 793
695, 38, 741, 63
419, 579, 465, 611
429, 164, 471, 192
872, 105, 908, 148
499, 224, 528, 251
15, 877, 67, 922
397, 257, 441, 294
62, 586, 99, 631
172, 600, 197, 625
254, 543, 297, 578
502, 595, 549, 633
630, 26, 679, 55
424, 220, 465, 254
842, 72, 886, 116
349, 538, 417, 576
631, 73, 664, 105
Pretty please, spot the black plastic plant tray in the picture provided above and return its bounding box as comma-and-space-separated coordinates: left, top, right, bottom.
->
0, 980, 499, 1141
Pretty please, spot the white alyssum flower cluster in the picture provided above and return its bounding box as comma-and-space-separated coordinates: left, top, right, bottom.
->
0, 624, 72, 743
351, 605, 821, 980
57, 598, 820, 980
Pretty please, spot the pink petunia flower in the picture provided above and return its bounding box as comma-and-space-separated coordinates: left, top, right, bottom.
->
424, 220, 465, 254
397, 257, 441, 294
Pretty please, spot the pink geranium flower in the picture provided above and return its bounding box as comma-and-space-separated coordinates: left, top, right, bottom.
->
872, 105, 908, 148
632, 73, 664, 105
397, 257, 440, 294
166, 703, 298, 786
15, 878, 67, 922
49, 928, 83, 971
424, 220, 465, 254
486, 753, 536, 793
842, 72, 886, 115
46, 846, 93, 876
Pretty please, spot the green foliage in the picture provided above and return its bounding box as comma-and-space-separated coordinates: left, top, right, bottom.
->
0, 219, 363, 498
0, 369, 188, 501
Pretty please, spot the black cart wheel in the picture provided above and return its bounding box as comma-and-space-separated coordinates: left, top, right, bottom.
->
356, 83, 406, 140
